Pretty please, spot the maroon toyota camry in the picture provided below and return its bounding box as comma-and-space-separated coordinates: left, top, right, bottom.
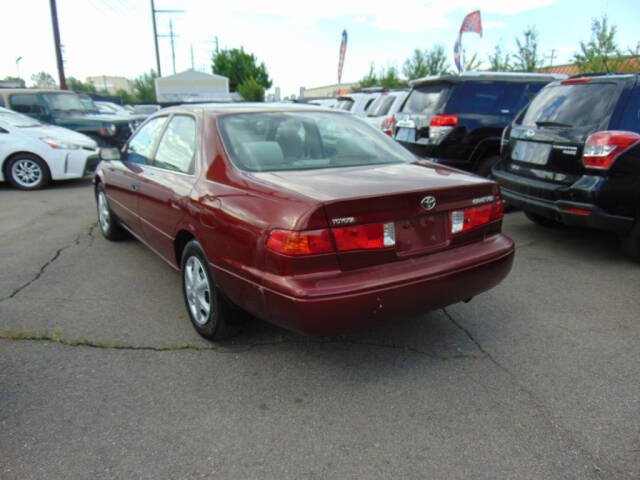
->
94, 104, 514, 339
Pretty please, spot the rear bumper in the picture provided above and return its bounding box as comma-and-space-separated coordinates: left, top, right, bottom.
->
257, 234, 514, 336
493, 169, 634, 234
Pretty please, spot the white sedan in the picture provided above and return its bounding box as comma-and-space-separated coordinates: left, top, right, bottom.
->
0, 107, 99, 189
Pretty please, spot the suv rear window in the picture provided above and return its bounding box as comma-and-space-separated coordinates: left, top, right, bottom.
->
445, 81, 526, 116
367, 94, 395, 117
519, 82, 620, 128
402, 84, 450, 116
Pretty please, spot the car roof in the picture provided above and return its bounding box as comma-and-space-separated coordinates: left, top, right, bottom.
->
410, 71, 568, 87
0, 88, 77, 95
160, 102, 347, 116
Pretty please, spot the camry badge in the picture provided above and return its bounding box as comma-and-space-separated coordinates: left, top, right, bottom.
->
332, 217, 355, 225
420, 196, 437, 211
526, 129, 535, 137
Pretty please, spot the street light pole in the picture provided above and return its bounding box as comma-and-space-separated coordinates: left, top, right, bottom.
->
16, 56, 23, 80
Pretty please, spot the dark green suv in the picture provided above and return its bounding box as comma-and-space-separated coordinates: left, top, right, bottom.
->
0, 89, 139, 148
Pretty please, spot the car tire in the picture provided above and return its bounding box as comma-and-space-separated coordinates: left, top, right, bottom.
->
95, 183, 126, 240
475, 155, 501, 178
5, 153, 51, 190
181, 239, 240, 340
621, 218, 640, 262
524, 211, 563, 228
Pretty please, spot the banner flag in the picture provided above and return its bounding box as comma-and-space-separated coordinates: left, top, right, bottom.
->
460, 10, 482, 37
338, 30, 348, 85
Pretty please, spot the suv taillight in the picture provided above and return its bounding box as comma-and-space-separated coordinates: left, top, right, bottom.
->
429, 114, 458, 142
583, 131, 640, 170
500, 126, 509, 154
382, 114, 395, 136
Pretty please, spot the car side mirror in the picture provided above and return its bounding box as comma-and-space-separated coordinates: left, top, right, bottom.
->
99, 147, 121, 161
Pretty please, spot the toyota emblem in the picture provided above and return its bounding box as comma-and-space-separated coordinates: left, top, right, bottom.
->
420, 195, 437, 211
526, 128, 535, 137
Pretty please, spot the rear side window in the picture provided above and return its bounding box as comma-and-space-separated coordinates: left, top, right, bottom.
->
445, 81, 526, 116
619, 87, 640, 132
367, 95, 395, 117
154, 116, 197, 174
125, 116, 168, 164
0, 96, 5, 107
402, 84, 450, 116
520, 83, 620, 128
9, 94, 41, 114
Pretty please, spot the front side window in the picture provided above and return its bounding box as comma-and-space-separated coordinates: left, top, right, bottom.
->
154, 115, 197, 174
218, 111, 416, 172
125, 116, 168, 165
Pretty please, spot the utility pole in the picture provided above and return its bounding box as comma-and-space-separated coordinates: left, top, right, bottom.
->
169, 19, 176, 74
151, 5, 184, 77
49, 0, 66, 89
150, 0, 161, 76
190, 44, 195, 70
548, 48, 556, 67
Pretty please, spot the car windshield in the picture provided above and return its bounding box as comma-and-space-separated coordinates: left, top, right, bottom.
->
218, 111, 416, 172
0, 111, 41, 127
42, 92, 86, 112
402, 84, 450, 116
520, 82, 620, 128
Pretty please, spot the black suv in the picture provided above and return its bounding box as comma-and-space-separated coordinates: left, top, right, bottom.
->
392, 72, 564, 175
492, 73, 640, 260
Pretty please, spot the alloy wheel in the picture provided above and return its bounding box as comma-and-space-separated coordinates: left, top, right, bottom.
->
184, 256, 212, 326
11, 159, 42, 188
97, 191, 111, 233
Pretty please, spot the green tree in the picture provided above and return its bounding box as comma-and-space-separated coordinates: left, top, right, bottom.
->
115, 88, 136, 104
68, 77, 97, 93
403, 45, 450, 78
488, 45, 512, 71
574, 16, 624, 74
357, 63, 378, 89
132, 70, 157, 103
378, 65, 408, 89
464, 52, 483, 71
211, 47, 271, 92
513, 27, 542, 72
237, 77, 265, 101
3, 76, 23, 83
31, 71, 56, 88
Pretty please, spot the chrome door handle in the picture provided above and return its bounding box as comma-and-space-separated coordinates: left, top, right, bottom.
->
131, 183, 138, 191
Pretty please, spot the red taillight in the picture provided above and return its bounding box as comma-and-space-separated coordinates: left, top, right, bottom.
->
430, 114, 458, 127
583, 131, 640, 170
382, 114, 395, 136
561, 77, 591, 84
450, 199, 504, 234
333, 222, 395, 251
267, 223, 396, 256
266, 229, 333, 255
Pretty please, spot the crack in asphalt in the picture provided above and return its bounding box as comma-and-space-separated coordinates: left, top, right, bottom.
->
0, 328, 485, 361
442, 307, 606, 478
0, 224, 96, 303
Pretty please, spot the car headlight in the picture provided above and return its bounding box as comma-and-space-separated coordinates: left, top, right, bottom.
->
99, 124, 117, 136
40, 137, 81, 150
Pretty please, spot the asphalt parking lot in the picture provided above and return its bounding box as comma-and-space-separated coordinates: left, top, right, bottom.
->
1, 178, 638, 479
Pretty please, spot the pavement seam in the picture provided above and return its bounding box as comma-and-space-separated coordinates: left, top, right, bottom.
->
0, 223, 97, 303
0, 327, 485, 361
442, 307, 606, 479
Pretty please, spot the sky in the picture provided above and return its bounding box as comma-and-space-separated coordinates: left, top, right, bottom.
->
1, 0, 638, 98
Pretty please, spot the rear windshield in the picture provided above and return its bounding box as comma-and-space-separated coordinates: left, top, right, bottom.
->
367, 94, 396, 117
218, 111, 416, 172
445, 81, 527, 116
519, 82, 620, 128
402, 84, 449, 116
336, 98, 354, 111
